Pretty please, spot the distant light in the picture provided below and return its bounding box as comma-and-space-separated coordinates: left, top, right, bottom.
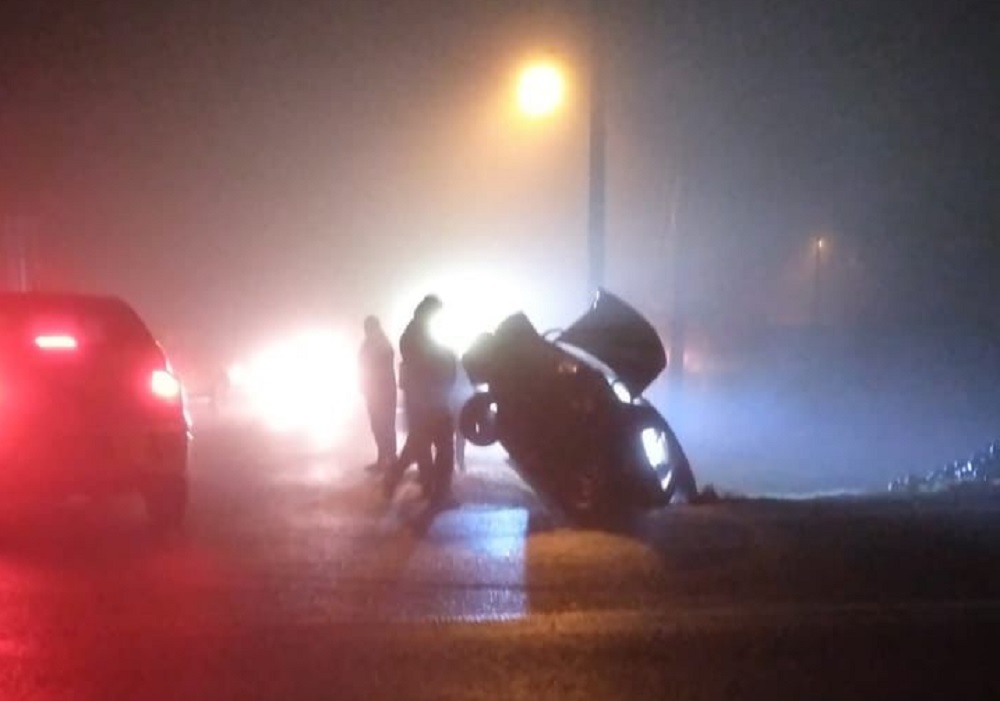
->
817, 237, 826, 250
226, 363, 246, 386
234, 329, 360, 441
517, 63, 565, 118
428, 310, 451, 350
394, 270, 542, 356
35, 334, 78, 351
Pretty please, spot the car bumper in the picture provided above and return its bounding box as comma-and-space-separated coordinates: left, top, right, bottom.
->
0, 426, 189, 497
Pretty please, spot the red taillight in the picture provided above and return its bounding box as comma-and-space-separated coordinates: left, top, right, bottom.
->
151, 369, 181, 400
35, 334, 78, 351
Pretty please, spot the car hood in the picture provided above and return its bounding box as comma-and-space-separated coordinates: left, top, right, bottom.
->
556, 290, 666, 396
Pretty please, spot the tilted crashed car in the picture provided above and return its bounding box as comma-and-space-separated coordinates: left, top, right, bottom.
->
459, 290, 696, 523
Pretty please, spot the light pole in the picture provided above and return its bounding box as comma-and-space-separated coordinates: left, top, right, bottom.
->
813, 236, 825, 326
3, 214, 34, 292
666, 174, 686, 390
514, 1, 607, 298
586, 0, 607, 297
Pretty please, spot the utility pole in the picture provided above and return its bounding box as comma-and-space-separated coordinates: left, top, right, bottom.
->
3, 214, 34, 292
813, 237, 825, 327
666, 173, 686, 393
587, 0, 607, 297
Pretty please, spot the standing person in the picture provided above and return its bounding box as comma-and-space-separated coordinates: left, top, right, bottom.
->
383, 295, 457, 506
450, 363, 474, 473
358, 315, 397, 472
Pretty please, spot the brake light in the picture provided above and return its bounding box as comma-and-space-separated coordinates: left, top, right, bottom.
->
35, 334, 78, 351
151, 369, 181, 400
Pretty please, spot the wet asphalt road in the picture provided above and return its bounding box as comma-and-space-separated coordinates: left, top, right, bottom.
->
2, 416, 1000, 699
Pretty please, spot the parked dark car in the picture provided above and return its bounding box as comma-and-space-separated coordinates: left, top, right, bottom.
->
0, 292, 190, 528
459, 290, 696, 524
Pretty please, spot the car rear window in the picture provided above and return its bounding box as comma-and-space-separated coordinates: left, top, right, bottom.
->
0, 296, 154, 349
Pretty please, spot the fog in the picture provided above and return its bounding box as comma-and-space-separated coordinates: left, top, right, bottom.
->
646, 323, 1000, 495
1, 0, 996, 494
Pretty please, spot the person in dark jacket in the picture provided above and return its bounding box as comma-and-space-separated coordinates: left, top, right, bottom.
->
383, 295, 457, 505
358, 315, 397, 472
450, 364, 474, 472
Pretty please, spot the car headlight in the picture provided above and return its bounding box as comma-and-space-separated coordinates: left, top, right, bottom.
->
234, 329, 360, 440
641, 427, 669, 467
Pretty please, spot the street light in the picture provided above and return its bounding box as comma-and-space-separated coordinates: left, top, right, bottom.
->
514, 46, 606, 298
516, 62, 566, 118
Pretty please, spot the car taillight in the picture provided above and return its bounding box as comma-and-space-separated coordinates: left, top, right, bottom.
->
35, 334, 78, 351
151, 369, 181, 400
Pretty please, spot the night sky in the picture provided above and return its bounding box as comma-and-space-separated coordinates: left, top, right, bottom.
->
1, 0, 996, 355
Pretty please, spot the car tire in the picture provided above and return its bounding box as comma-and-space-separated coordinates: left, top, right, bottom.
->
143, 474, 188, 531
459, 392, 499, 447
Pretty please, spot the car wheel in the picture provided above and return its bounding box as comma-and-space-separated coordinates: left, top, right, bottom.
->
143, 474, 188, 530
459, 392, 499, 447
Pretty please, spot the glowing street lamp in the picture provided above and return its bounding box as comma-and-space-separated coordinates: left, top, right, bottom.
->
516, 62, 566, 118
514, 53, 605, 296
511, 4, 608, 298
